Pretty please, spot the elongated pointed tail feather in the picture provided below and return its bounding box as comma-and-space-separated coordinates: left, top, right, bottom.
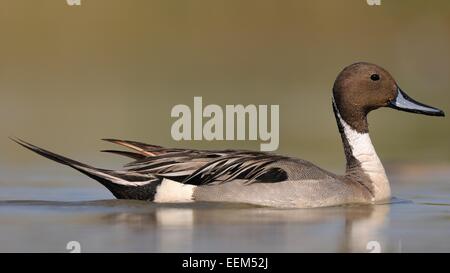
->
12, 138, 160, 200
101, 150, 146, 160
102, 138, 159, 156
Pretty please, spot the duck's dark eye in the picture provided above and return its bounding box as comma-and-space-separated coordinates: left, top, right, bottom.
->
370, 74, 380, 81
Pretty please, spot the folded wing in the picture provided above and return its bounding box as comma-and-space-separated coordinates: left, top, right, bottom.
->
103, 139, 289, 185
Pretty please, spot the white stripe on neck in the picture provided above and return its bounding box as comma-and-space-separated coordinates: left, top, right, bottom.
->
332, 97, 390, 201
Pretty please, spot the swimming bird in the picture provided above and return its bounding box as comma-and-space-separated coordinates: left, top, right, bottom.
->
13, 62, 445, 208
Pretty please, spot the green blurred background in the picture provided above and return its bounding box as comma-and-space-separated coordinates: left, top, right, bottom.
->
1, 0, 449, 176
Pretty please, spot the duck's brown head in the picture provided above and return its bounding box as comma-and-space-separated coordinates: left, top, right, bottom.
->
333, 62, 445, 133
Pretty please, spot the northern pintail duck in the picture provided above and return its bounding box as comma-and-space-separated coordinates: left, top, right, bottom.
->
14, 62, 445, 208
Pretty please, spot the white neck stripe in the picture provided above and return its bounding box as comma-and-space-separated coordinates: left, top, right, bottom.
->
332, 97, 390, 200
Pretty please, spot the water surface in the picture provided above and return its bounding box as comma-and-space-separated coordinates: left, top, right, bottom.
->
0, 166, 449, 252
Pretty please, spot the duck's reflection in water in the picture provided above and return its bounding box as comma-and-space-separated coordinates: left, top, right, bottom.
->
100, 202, 390, 252
338, 204, 390, 252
